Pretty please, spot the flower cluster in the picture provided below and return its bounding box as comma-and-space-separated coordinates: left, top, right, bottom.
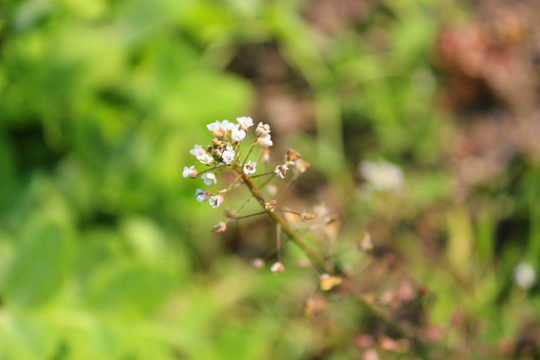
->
183, 117, 435, 348
184, 116, 277, 209
184, 116, 351, 285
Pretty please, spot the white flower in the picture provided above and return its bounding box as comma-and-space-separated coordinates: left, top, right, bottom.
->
243, 160, 257, 175
270, 262, 285, 273
252, 258, 265, 270
183, 166, 198, 178
256, 134, 273, 148
197, 153, 215, 165
231, 127, 246, 144
196, 189, 210, 202
514, 262, 536, 290
209, 194, 224, 208
207, 120, 234, 138
236, 116, 254, 131
222, 147, 235, 165
274, 164, 288, 179
201, 172, 217, 185
256, 122, 271, 137
359, 160, 404, 192
190, 145, 205, 157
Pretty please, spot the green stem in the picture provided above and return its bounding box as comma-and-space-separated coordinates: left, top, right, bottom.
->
234, 164, 327, 270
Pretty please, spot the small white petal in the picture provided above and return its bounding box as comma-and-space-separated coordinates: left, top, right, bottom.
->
270, 262, 285, 273
222, 149, 235, 165
197, 153, 215, 165
196, 189, 210, 202
190, 145, 205, 157
256, 122, 271, 137
236, 116, 254, 131
183, 166, 198, 178
201, 172, 217, 185
231, 128, 246, 144
274, 165, 288, 179
257, 134, 273, 148
243, 161, 257, 175
183, 167, 190, 178
209, 195, 224, 208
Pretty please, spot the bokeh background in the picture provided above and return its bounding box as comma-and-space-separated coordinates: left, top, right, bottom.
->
1, 0, 539, 359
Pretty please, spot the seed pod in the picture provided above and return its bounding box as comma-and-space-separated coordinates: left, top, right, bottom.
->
300, 211, 316, 221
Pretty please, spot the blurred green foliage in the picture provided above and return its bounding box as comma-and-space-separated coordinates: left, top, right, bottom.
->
0, 0, 539, 359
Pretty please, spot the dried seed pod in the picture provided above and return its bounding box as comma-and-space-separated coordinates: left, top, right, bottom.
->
286, 149, 301, 163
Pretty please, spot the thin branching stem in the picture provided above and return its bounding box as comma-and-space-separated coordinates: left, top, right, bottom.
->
241, 144, 256, 167
276, 209, 302, 216
275, 174, 298, 202
224, 174, 242, 192
234, 163, 429, 347
248, 171, 275, 179
234, 164, 327, 269
235, 212, 266, 220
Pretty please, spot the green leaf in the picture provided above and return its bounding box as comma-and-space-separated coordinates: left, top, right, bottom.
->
3, 222, 69, 308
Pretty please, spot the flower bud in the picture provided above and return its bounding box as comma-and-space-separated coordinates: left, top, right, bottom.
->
300, 211, 316, 221
265, 200, 277, 212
